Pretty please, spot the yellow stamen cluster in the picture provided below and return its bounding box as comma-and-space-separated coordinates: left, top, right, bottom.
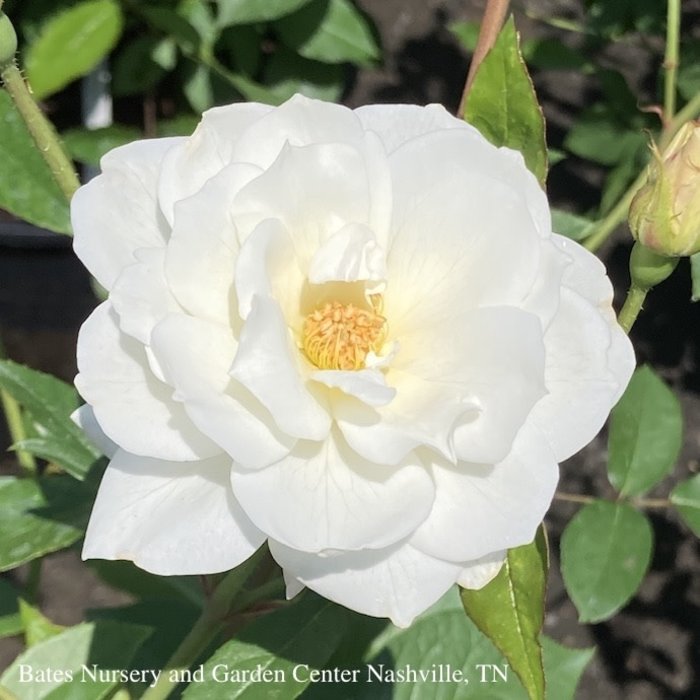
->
303, 300, 387, 370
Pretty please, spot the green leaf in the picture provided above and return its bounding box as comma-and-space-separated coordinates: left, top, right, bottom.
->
564, 109, 646, 167
275, 0, 379, 66
264, 47, 344, 102
137, 6, 201, 54
184, 592, 349, 699
561, 500, 653, 623
460, 526, 548, 700
19, 599, 64, 647
0, 579, 22, 640
112, 37, 174, 96
220, 25, 263, 77
25, 0, 124, 99
464, 16, 547, 184
449, 20, 480, 52
61, 125, 141, 167
216, 0, 315, 26
540, 637, 595, 700
678, 41, 700, 101
0, 91, 71, 233
13, 436, 102, 481
89, 560, 203, 607
0, 621, 151, 700
157, 114, 201, 137
608, 366, 683, 497
0, 360, 101, 480
182, 62, 216, 113
670, 474, 700, 536
551, 209, 595, 241
521, 38, 589, 71
690, 252, 700, 302
0, 472, 99, 571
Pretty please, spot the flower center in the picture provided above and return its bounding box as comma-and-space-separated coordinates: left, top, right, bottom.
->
303, 296, 387, 370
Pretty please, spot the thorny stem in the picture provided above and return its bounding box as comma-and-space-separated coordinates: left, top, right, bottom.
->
0, 61, 80, 207
457, 0, 510, 118
664, 0, 681, 123
140, 548, 268, 700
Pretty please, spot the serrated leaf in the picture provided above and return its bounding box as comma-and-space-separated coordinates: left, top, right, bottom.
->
13, 436, 102, 480
61, 125, 141, 166
216, 0, 315, 26
0, 579, 22, 640
690, 253, 700, 302
0, 472, 100, 571
0, 621, 151, 700
561, 500, 653, 623
25, 0, 124, 99
670, 474, 700, 536
184, 592, 349, 699
19, 600, 64, 647
137, 6, 200, 53
464, 16, 547, 184
460, 527, 548, 700
551, 209, 595, 241
608, 366, 683, 497
275, 0, 379, 66
0, 91, 71, 233
0, 360, 101, 479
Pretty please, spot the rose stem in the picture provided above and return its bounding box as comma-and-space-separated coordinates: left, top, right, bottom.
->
664, 0, 681, 124
141, 547, 268, 700
457, 0, 510, 119
0, 13, 80, 207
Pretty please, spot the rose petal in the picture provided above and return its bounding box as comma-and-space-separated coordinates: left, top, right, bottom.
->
165, 162, 262, 326
232, 429, 433, 553
410, 425, 558, 562
111, 248, 182, 345
83, 449, 264, 575
457, 551, 506, 589
312, 369, 396, 407
72, 138, 182, 289
158, 102, 272, 225
150, 313, 294, 469
269, 540, 461, 628
75, 302, 218, 461
230, 295, 331, 441
70, 404, 117, 458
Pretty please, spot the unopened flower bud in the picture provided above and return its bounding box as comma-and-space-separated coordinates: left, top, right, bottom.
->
0, 12, 17, 70
629, 121, 700, 257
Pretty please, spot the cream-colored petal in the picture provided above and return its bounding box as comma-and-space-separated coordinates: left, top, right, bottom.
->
72, 138, 182, 289
150, 313, 294, 470
75, 303, 218, 461
83, 450, 264, 575
231, 429, 434, 553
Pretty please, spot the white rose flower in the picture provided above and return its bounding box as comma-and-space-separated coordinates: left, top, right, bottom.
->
72, 95, 634, 627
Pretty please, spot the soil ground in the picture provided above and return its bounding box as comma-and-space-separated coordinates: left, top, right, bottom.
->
1, 1, 699, 697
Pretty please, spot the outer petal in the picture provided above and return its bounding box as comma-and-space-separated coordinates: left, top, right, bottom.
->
75, 302, 218, 461
230, 295, 331, 441
269, 540, 461, 628
83, 450, 264, 575
158, 102, 272, 225
457, 551, 506, 589
72, 138, 183, 289
397, 306, 547, 465
385, 168, 542, 331
230, 94, 365, 170
231, 429, 434, 553
111, 248, 182, 345
410, 425, 558, 562
150, 313, 294, 470
71, 405, 117, 458
355, 102, 480, 154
